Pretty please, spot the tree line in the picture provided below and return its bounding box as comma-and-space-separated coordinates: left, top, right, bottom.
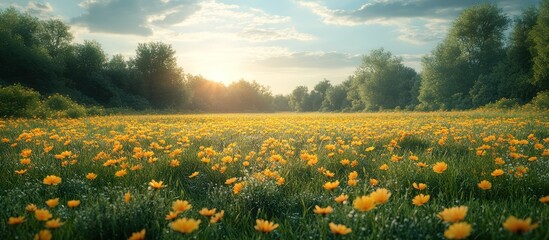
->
1, 2, 548, 113
287, 2, 549, 112
0, 7, 280, 112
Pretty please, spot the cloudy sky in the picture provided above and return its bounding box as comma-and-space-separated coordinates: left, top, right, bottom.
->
3, 0, 540, 94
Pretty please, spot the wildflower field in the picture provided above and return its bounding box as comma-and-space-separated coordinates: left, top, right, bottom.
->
1, 112, 548, 239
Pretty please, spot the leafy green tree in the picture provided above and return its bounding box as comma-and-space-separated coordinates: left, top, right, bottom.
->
133, 42, 187, 109
289, 86, 309, 112
38, 19, 73, 58
352, 48, 418, 110
530, 0, 549, 90
309, 79, 331, 111
420, 4, 509, 109
273, 94, 291, 111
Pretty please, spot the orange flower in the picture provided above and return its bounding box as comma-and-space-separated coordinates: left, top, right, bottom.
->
170, 218, 201, 234
8, 216, 25, 225
437, 206, 467, 223
369, 178, 379, 186
490, 169, 504, 177
502, 216, 538, 234
313, 205, 333, 216
172, 200, 192, 213
188, 171, 199, 178
477, 180, 492, 190
412, 194, 430, 206
26, 204, 37, 212
124, 192, 131, 203
199, 208, 216, 217
43, 175, 62, 185
210, 210, 225, 223
444, 222, 472, 239
323, 180, 339, 191
540, 195, 549, 203
412, 182, 427, 190
353, 195, 376, 212
165, 211, 179, 221
329, 222, 352, 235
254, 219, 279, 233
45, 218, 64, 228
45, 198, 59, 208
335, 194, 349, 203
379, 164, 389, 171
433, 162, 448, 173
35, 209, 53, 221
225, 177, 237, 185
128, 229, 146, 240
67, 200, 80, 208
233, 182, 245, 194
86, 173, 97, 180
370, 188, 391, 204
149, 179, 166, 189
115, 169, 127, 177
15, 169, 27, 175
34, 230, 52, 240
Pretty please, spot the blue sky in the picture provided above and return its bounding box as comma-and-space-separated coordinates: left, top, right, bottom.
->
2, 0, 540, 94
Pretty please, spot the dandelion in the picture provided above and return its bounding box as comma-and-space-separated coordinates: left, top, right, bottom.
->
20, 158, 31, 165
86, 173, 97, 180
335, 194, 349, 204
254, 219, 279, 233
477, 180, 492, 190
199, 208, 216, 217
370, 188, 391, 204
437, 206, 467, 223
172, 200, 192, 213
45, 218, 64, 228
188, 171, 199, 178
502, 216, 538, 234
149, 179, 166, 189
329, 222, 352, 235
365, 146, 375, 152
43, 175, 61, 185
444, 222, 472, 239
34, 230, 52, 240
170, 218, 201, 234
128, 229, 146, 240
412, 194, 430, 206
67, 200, 80, 208
491, 169, 504, 177
8, 216, 25, 225
45, 198, 59, 208
433, 162, 448, 173
369, 178, 379, 186
323, 180, 339, 191
313, 205, 333, 216
35, 209, 53, 221
20, 149, 32, 158
413, 182, 427, 190
353, 196, 376, 212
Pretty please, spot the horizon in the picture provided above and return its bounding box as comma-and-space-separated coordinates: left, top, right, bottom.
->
2, 0, 540, 94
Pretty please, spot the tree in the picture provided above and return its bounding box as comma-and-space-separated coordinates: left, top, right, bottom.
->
530, 0, 549, 90
38, 19, 73, 58
420, 4, 509, 109
273, 94, 291, 111
309, 79, 331, 111
289, 86, 309, 112
133, 42, 187, 109
352, 48, 418, 110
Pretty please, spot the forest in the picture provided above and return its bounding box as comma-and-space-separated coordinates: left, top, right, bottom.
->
1, 2, 548, 114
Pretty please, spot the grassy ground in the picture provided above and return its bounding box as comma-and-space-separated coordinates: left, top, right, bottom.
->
1, 111, 548, 239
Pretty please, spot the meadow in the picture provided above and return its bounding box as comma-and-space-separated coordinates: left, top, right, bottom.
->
1, 112, 548, 240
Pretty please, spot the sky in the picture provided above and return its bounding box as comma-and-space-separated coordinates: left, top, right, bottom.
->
2, 0, 541, 94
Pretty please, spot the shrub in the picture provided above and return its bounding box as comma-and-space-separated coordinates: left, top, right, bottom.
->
483, 98, 520, 110
0, 84, 41, 117
44, 94, 87, 118
528, 91, 549, 110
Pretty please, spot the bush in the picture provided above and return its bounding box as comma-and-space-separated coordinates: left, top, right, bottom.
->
44, 94, 87, 118
0, 84, 41, 117
528, 91, 549, 110
483, 98, 520, 110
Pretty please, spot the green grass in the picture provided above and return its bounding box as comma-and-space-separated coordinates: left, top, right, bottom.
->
0, 111, 548, 239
